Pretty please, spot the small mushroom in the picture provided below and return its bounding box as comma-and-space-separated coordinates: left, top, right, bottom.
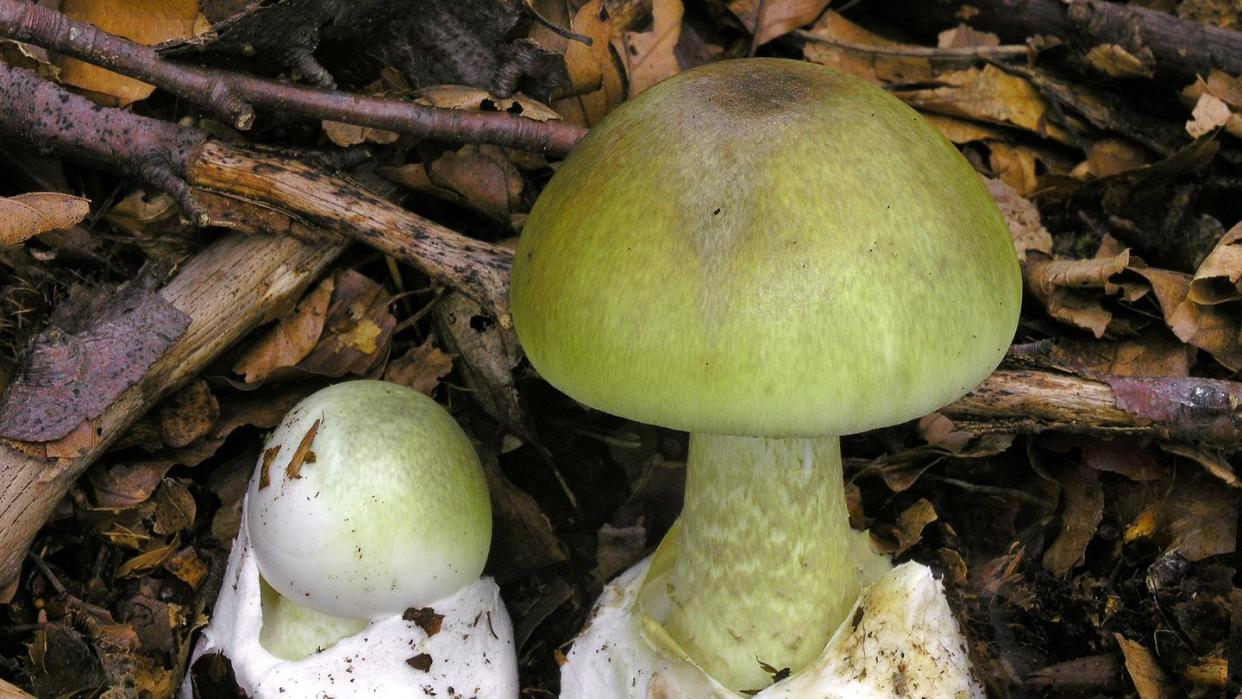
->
185, 380, 518, 697
510, 58, 1021, 695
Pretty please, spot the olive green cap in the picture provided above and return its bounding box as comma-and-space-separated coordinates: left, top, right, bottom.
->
510, 58, 1021, 438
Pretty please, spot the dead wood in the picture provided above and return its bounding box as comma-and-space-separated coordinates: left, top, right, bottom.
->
943, 367, 1242, 447
886, 0, 1242, 84
0, 232, 345, 587
0, 0, 586, 155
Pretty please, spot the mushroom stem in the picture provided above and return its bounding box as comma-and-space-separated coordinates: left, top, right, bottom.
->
257, 578, 368, 661
660, 433, 859, 692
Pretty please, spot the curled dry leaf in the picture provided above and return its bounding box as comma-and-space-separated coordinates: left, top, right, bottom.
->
983, 175, 1053, 263
1024, 249, 1136, 338
801, 12, 932, 84
233, 269, 395, 384
1114, 634, 1174, 699
620, 0, 684, 96
1042, 465, 1104, 576
57, 0, 202, 106
428, 145, 526, 223
0, 193, 90, 246
728, 0, 831, 47
892, 64, 1074, 144
870, 498, 938, 556
1182, 70, 1242, 139
414, 85, 562, 122
533, 0, 627, 126
1084, 44, 1155, 79
383, 338, 454, 395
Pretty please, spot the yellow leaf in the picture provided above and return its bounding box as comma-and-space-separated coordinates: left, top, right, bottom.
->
728, 0, 831, 47
57, 0, 201, 106
0, 193, 90, 246
621, 0, 683, 96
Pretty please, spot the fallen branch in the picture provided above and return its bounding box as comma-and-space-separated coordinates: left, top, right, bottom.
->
0, 0, 586, 155
885, 0, 1242, 84
0, 232, 346, 586
0, 63, 514, 319
943, 367, 1242, 447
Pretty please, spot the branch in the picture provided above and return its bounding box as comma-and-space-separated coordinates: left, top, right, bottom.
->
942, 367, 1242, 447
0, 62, 514, 319
0, 0, 587, 155
0, 232, 346, 586
885, 0, 1242, 84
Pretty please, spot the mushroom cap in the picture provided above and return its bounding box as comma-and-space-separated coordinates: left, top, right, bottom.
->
510, 58, 1022, 437
245, 380, 492, 619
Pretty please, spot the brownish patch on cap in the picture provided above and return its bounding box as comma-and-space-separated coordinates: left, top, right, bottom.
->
258, 445, 281, 489
285, 418, 320, 480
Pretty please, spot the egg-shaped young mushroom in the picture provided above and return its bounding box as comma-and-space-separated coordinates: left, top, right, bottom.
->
186, 380, 517, 698
510, 58, 1021, 693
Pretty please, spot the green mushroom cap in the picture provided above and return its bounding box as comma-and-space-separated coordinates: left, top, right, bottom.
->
511, 58, 1021, 438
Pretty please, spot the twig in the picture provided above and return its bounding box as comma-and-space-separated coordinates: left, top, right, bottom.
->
942, 367, 1242, 447
793, 30, 1031, 61
884, 0, 1242, 84
0, 63, 515, 319
0, 0, 587, 155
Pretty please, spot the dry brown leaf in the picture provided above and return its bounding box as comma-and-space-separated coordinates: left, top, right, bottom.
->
620, 0, 683, 96
233, 275, 334, 383
58, 0, 201, 106
728, 0, 831, 47
0, 193, 90, 246
104, 189, 180, 237
801, 12, 932, 84
321, 120, 399, 147
1158, 443, 1240, 489
893, 64, 1073, 144
87, 462, 175, 510
1049, 334, 1192, 377
923, 113, 1010, 144
1114, 634, 1174, 699
156, 380, 219, 449
1025, 250, 1133, 337
871, 498, 938, 556
428, 144, 526, 223
937, 24, 1000, 49
549, 0, 628, 126
1186, 93, 1232, 139
162, 546, 208, 589
1085, 44, 1155, 79
1187, 222, 1242, 305
1042, 465, 1104, 576
1081, 440, 1163, 482
985, 178, 1053, 261
987, 141, 1040, 195
414, 85, 562, 122
1161, 471, 1237, 560
383, 338, 454, 395
1083, 139, 1149, 178
116, 538, 180, 578
1168, 297, 1242, 370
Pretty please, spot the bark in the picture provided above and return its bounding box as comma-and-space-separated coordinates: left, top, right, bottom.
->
0, 233, 345, 587
943, 368, 1242, 447
0, 0, 586, 155
885, 0, 1242, 84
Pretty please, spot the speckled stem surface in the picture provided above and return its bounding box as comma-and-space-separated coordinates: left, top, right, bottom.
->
661, 433, 858, 692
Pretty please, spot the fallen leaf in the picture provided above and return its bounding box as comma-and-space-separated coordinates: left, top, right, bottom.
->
1049, 334, 1192, 377
414, 85, 562, 122
986, 178, 1053, 261
893, 64, 1073, 144
88, 462, 174, 509
620, 0, 683, 96
157, 380, 219, 449
163, 546, 208, 589
1186, 93, 1231, 139
233, 275, 334, 384
937, 24, 1000, 48
58, 0, 201, 106
383, 338, 454, 395
1042, 465, 1104, 576
321, 120, 399, 147
427, 145, 526, 223
116, 539, 180, 578
801, 12, 932, 84
1085, 44, 1155, 79
152, 479, 196, 535
1114, 634, 1174, 699
1187, 222, 1242, 305
728, 0, 831, 47
0, 193, 90, 246
1081, 440, 1163, 481
871, 498, 938, 556
1025, 249, 1134, 338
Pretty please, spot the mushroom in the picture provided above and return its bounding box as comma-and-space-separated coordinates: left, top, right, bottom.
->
509, 58, 1021, 694
185, 380, 518, 697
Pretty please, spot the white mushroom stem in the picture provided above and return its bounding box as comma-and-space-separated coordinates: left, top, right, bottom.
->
656, 434, 859, 691
562, 543, 982, 699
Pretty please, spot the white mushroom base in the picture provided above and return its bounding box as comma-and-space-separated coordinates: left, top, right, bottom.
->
562, 531, 982, 698
183, 522, 519, 698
